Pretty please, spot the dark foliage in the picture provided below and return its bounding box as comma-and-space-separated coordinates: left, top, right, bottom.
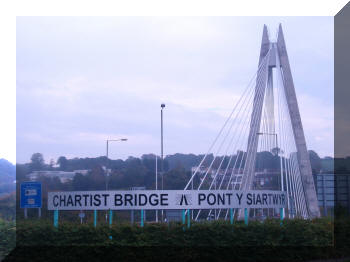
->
5, 217, 350, 262
0, 219, 15, 260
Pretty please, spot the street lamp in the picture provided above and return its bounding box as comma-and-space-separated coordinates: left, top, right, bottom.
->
256, 132, 283, 218
256, 132, 279, 185
160, 103, 165, 222
155, 154, 158, 222
105, 138, 128, 223
256, 132, 278, 155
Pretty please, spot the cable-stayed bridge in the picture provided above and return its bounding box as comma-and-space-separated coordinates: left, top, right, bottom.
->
44, 24, 321, 227
184, 24, 320, 221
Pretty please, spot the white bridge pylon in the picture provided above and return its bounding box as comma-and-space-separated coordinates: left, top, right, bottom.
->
184, 24, 320, 221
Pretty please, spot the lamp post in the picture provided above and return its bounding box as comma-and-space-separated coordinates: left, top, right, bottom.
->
155, 154, 158, 222
256, 132, 278, 155
191, 169, 194, 219
105, 138, 128, 222
160, 103, 165, 222
256, 132, 281, 218
256, 132, 279, 186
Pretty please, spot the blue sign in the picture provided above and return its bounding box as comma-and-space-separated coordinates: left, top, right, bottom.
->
20, 182, 42, 208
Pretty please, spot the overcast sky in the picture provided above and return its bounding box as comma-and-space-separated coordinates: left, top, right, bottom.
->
16, 16, 334, 164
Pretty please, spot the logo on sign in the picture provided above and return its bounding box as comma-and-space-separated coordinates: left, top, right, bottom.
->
176, 194, 192, 206
25, 189, 37, 196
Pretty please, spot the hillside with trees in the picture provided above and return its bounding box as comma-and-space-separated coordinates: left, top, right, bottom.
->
0, 159, 15, 196
15, 150, 334, 193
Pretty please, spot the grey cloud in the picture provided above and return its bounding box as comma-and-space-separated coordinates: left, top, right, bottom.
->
17, 16, 334, 163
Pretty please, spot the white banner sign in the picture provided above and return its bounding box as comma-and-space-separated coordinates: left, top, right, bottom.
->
48, 190, 286, 210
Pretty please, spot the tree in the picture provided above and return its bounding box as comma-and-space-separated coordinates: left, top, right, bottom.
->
30, 153, 44, 171
163, 167, 189, 190
271, 147, 283, 156
49, 159, 55, 170
72, 173, 90, 190
15, 164, 28, 182
308, 150, 321, 174
90, 165, 106, 190
57, 156, 68, 171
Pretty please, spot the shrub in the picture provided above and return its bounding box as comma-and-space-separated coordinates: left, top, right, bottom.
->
4, 217, 349, 262
0, 218, 16, 260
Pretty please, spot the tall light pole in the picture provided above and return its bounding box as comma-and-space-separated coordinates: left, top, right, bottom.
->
160, 103, 165, 222
105, 138, 127, 222
191, 168, 194, 219
257, 132, 279, 185
256, 132, 278, 156
155, 155, 158, 222
257, 132, 280, 218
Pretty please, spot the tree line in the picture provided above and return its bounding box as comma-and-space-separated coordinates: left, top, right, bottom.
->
16, 150, 334, 192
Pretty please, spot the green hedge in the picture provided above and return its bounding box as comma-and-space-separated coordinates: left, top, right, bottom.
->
14, 218, 333, 247
0, 219, 15, 260
4, 217, 350, 261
